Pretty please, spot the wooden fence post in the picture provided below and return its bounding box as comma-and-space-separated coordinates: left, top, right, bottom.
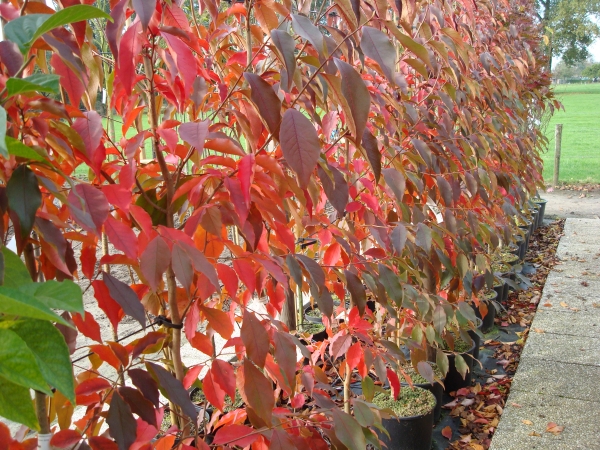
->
553, 124, 563, 187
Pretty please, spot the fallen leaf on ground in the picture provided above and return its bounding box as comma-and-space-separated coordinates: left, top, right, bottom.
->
532, 328, 544, 333
546, 422, 565, 435
560, 301, 568, 308
543, 303, 553, 307
442, 426, 452, 439
522, 419, 533, 425
511, 402, 522, 408
529, 431, 541, 437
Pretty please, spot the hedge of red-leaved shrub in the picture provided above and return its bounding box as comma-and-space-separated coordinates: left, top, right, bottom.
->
0, 0, 558, 447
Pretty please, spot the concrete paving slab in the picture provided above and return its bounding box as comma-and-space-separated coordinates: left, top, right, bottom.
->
562, 218, 600, 231
519, 331, 600, 366
530, 309, 600, 337
556, 243, 600, 259
490, 390, 600, 450
509, 357, 600, 402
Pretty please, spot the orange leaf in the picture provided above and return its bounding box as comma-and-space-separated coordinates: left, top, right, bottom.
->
441, 425, 452, 439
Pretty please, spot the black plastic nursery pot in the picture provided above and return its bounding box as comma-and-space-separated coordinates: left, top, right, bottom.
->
531, 208, 539, 232
517, 225, 530, 259
299, 322, 327, 341
441, 339, 476, 394
375, 390, 436, 450
303, 305, 323, 324
534, 198, 547, 226
472, 290, 497, 333
467, 317, 483, 361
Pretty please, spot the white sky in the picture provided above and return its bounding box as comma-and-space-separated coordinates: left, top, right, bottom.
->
590, 38, 600, 62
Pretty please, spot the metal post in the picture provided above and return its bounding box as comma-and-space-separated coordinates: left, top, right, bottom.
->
553, 124, 562, 187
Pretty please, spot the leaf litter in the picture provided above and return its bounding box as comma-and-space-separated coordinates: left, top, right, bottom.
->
439, 219, 565, 449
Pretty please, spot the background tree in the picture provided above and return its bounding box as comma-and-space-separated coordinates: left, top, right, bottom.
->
582, 62, 600, 77
538, 0, 600, 68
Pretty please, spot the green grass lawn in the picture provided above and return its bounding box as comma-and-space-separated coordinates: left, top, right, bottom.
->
542, 83, 600, 183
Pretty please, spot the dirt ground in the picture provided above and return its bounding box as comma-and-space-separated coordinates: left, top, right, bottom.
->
542, 187, 600, 219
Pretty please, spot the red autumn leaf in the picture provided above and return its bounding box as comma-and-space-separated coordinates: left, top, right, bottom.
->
212, 359, 236, 400
67, 184, 109, 237
90, 344, 122, 369
140, 236, 171, 292
72, 111, 103, 171
346, 342, 362, 371
233, 258, 257, 294
117, 21, 142, 95
80, 243, 97, 279
179, 119, 209, 152
75, 377, 112, 396
203, 368, 226, 411
104, 215, 138, 259
92, 280, 125, 330
183, 365, 202, 389
199, 306, 233, 339
190, 331, 214, 356
330, 333, 352, 359
240, 309, 270, 368
51, 54, 84, 108
279, 109, 321, 188
387, 368, 401, 400
213, 424, 258, 448
239, 358, 274, 426
162, 32, 196, 95
89, 436, 119, 450
217, 263, 239, 296
72, 311, 102, 343
244, 72, 282, 136
50, 430, 81, 448
237, 153, 255, 210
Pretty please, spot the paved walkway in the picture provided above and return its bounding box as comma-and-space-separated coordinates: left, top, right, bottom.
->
490, 218, 600, 450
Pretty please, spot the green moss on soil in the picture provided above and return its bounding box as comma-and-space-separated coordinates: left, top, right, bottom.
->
300, 322, 325, 334
492, 262, 510, 273
492, 252, 519, 264
442, 335, 472, 353
478, 290, 497, 301
192, 389, 244, 412
373, 387, 436, 417
400, 363, 442, 385
306, 307, 322, 318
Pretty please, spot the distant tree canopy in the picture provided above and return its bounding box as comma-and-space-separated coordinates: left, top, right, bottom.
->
582, 62, 600, 77
538, 0, 600, 68
553, 59, 597, 78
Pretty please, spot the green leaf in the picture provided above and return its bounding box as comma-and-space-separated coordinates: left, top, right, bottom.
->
19, 280, 83, 314
6, 74, 60, 97
0, 286, 70, 325
4, 6, 112, 54
436, 349, 449, 378
7, 165, 42, 238
353, 399, 375, 427
0, 328, 50, 395
454, 354, 469, 380
0, 376, 38, 430
416, 223, 432, 252
1, 247, 31, 288
0, 105, 7, 158
361, 376, 374, 402
433, 304, 446, 335
10, 319, 75, 404
332, 409, 367, 450
5, 137, 47, 162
